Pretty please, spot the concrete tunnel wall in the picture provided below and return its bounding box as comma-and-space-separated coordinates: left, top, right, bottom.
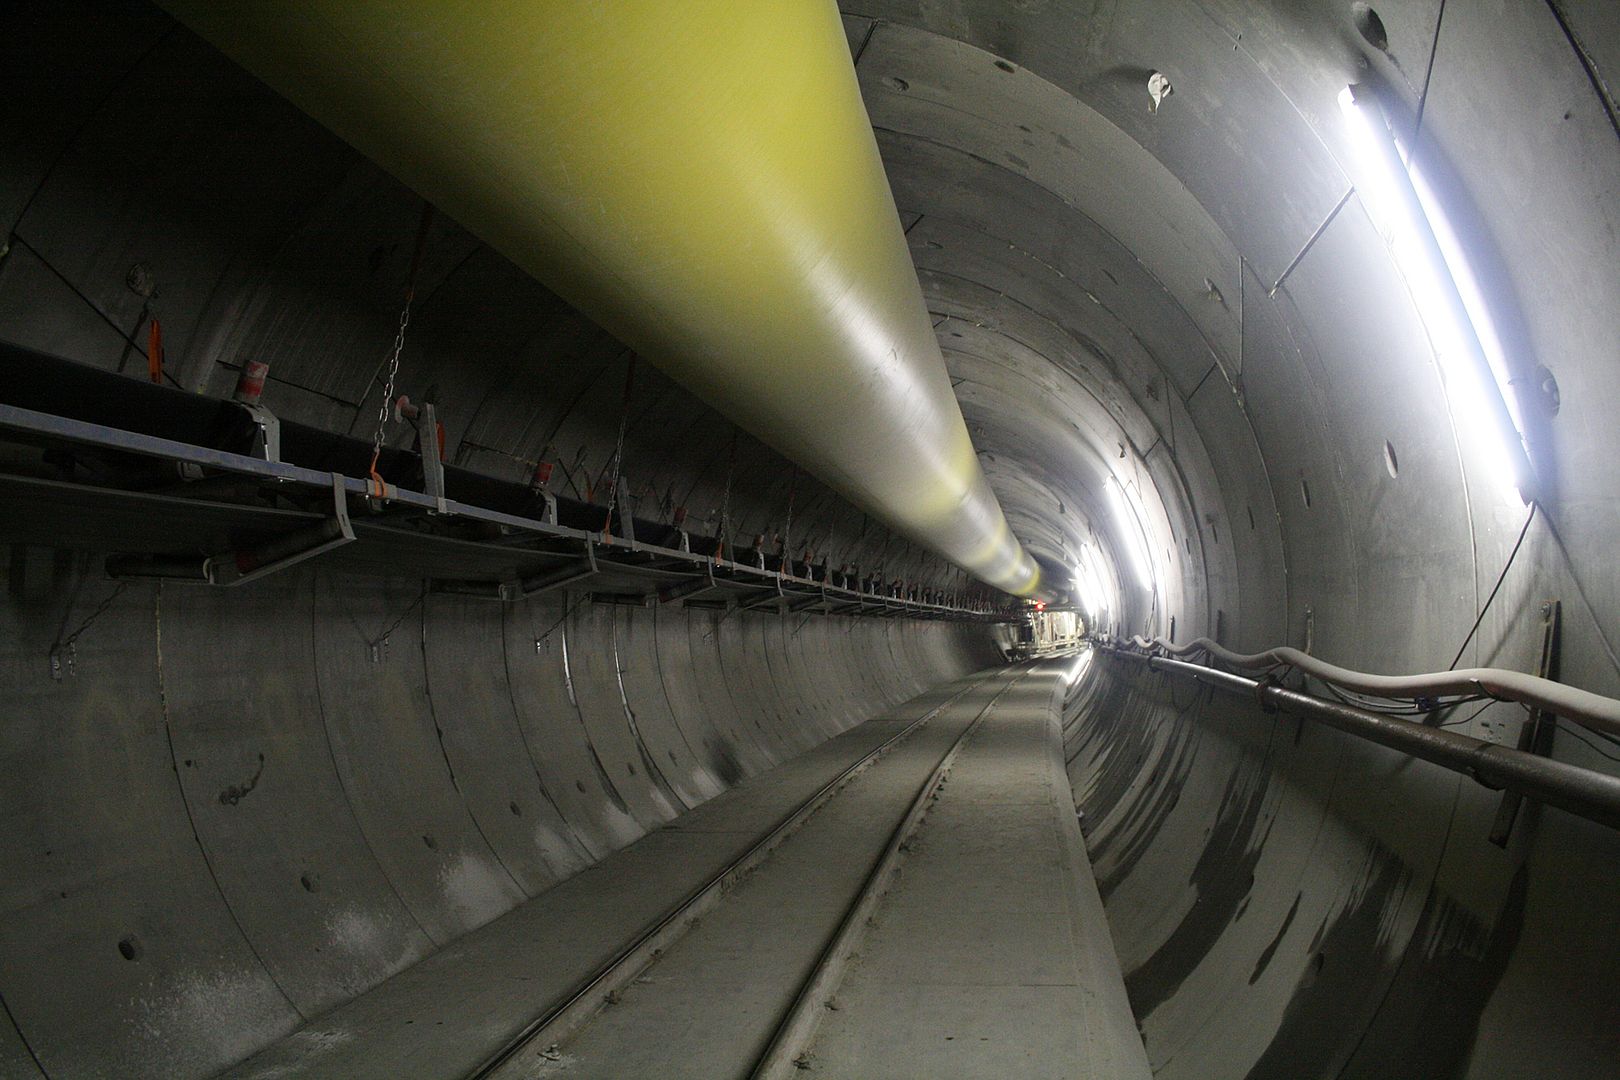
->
1, 561, 994, 1078
3, 1, 1620, 1078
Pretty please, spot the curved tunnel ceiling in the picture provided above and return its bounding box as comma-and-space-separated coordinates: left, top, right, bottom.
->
2, 2, 1618, 1077
856, 16, 1254, 631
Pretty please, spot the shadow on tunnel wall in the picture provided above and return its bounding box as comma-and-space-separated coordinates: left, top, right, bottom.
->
1064, 654, 1532, 1080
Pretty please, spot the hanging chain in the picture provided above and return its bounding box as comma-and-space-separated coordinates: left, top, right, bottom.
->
602, 356, 637, 537
369, 298, 411, 470
782, 465, 798, 568
367, 202, 435, 495
719, 430, 738, 560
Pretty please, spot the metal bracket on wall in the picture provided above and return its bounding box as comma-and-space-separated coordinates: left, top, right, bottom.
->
493, 542, 599, 602
786, 590, 825, 615
0, 395, 1005, 624
657, 561, 717, 605
233, 401, 281, 462
740, 577, 786, 612
1489, 599, 1562, 847
106, 472, 355, 587
395, 397, 447, 513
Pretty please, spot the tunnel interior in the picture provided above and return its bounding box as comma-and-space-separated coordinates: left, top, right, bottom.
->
2, 1, 1618, 1077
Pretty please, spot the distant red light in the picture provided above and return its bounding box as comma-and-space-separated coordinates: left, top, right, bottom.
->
1034, 601, 1046, 611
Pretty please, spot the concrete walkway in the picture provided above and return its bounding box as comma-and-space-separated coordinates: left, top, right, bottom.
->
801, 662, 1149, 1078
225, 661, 1147, 1078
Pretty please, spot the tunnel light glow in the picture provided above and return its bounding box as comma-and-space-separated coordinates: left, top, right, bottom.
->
1064, 648, 1093, 686
1074, 542, 1112, 618
1071, 562, 1100, 616
1408, 165, 1524, 438
1105, 477, 1156, 591
1337, 85, 1531, 506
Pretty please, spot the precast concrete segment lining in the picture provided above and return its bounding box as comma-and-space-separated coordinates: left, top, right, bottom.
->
712, 611, 800, 765
420, 591, 591, 893
308, 575, 529, 942
651, 609, 771, 783
157, 575, 435, 1017
612, 605, 727, 806
733, 616, 821, 756
0, 560, 997, 1077
766, 615, 846, 745
849, 0, 1354, 282
1065, 651, 1559, 1078
159, 0, 1046, 599
0, 575, 303, 1080
857, 22, 1241, 375
0, 1007, 43, 1080
504, 598, 638, 858
563, 601, 689, 821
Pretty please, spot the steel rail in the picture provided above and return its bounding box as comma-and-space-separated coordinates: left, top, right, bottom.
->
1101, 645, 1620, 831
747, 668, 1031, 1079
466, 670, 1003, 1079
1122, 634, 1620, 739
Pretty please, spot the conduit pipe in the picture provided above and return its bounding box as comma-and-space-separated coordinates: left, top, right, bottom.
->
1125, 636, 1620, 739
1103, 646, 1620, 832
161, 0, 1045, 598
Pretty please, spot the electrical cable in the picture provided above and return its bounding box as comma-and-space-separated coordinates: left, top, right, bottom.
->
366, 582, 429, 649
1541, 511, 1620, 678
1447, 502, 1536, 671
1438, 699, 1496, 728
1556, 720, 1620, 765
52, 581, 130, 654
1123, 632, 1620, 738
533, 594, 590, 647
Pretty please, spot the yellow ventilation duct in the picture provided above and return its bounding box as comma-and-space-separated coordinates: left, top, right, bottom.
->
163, 0, 1043, 597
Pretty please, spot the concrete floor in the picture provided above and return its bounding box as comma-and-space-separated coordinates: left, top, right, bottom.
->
218, 662, 1145, 1079
800, 663, 1147, 1079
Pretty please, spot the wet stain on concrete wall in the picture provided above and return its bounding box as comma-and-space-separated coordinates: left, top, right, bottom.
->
1070, 656, 1531, 1079
1120, 755, 1274, 1019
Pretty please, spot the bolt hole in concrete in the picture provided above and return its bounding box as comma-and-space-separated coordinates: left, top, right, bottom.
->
994, 59, 1016, 73
422, 834, 438, 851
117, 936, 142, 961
510, 801, 523, 816
1384, 439, 1400, 478
1300, 477, 1313, 508
1352, 3, 1389, 51
1537, 364, 1561, 414
300, 873, 318, 893
882, 76, 909, 92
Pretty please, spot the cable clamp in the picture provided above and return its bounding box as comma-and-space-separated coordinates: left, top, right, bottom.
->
1255, 673, 1281, 714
